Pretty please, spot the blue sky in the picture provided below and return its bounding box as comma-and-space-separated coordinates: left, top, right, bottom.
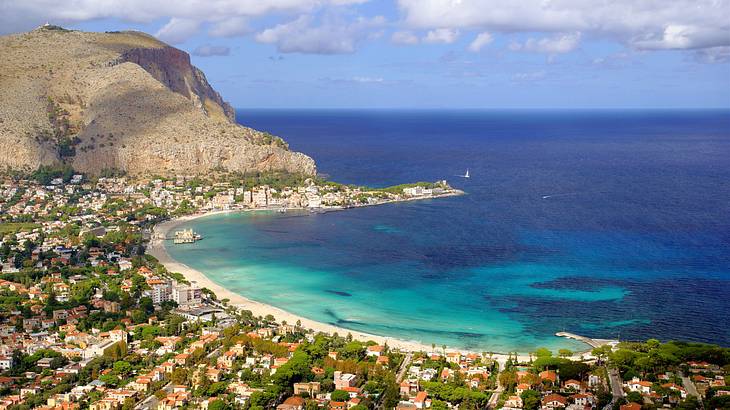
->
2, 0, 729, 109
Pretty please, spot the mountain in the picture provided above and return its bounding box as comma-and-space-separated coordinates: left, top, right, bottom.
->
0, 25, 316, 176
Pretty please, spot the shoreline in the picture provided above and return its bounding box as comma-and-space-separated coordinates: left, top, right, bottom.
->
147, 208, 597, 363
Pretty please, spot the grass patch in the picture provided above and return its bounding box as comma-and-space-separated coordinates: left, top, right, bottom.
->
0, 222, 41, 234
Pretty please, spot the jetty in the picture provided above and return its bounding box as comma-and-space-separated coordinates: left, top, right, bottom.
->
556, 331, 617, 349
173, 228, 202, 244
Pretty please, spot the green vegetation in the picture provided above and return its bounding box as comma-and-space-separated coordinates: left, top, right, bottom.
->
0, 222, 41, 234
378, 181, 439, 194
30, 164, 75, 184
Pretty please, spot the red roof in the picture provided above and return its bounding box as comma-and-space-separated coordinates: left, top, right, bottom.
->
542, 394, 567, 405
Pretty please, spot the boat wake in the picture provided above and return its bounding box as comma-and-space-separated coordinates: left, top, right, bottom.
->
542, 193, 576, 200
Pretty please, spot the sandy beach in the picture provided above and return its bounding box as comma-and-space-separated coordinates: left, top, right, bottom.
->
147, 210, 594, 364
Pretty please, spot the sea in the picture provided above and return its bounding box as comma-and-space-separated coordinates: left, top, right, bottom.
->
165, 109, 730, 353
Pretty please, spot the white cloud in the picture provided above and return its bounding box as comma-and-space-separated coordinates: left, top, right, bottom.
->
694, 46, 730, 64
155, 17, 200, 44
396, 0, 730, 52
208, 17, 250, 38
423, 28, 459, 44
0, 0, 373, 35
352, 76, 384, 83
192, 44, 230, 57
255, 15, 385, 54
467, 32, 492, 52
512, 70, 546, 82
510, 32, 581, 54
391, 30, 419, 45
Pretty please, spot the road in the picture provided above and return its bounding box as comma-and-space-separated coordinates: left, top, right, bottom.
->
679, 371, 701, 400
375, 352, 412, 410
135, 381, 172, 410
395, 352, 413, 383
487, 385, 504, 409
608, 367, 624, 399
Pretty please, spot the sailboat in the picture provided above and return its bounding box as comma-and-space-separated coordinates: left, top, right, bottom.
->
461, 169, 470, 178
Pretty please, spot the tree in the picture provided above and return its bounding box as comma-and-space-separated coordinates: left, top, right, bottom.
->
521, 390, 540, 410
499, 371, 517, 392
534, 348, 552, 358
113, 361, 132, 377
626, 391, 643, 404
331, 390, 350, 402
592, 345, 612, 363
558, 349, 573, 358
208, 401, 228, 410
171, 367, 188, 384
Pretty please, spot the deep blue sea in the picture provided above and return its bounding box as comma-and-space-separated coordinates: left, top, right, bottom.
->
167, 109, 730, 353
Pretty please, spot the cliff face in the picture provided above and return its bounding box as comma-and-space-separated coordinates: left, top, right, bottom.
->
117, 47, 236, 122
0, 26, 316, 176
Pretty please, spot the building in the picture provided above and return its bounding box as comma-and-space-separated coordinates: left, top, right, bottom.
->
0, 356, 12, 370
542, 394, 567, 409
293, 382, 321, 397
334, 371, 356, 390
172, 282, 202, 305
277, 396, 305, 410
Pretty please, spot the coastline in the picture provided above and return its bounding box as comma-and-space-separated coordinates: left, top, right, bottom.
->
147, 208, 597, 363
148, 210, 445, 354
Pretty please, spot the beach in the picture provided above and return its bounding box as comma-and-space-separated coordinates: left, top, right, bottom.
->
148, 211, 439, 353
147, 210, 599, 364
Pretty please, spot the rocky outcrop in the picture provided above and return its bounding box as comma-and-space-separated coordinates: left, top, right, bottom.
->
116, 47, 236, 122
0, 26, 315, 176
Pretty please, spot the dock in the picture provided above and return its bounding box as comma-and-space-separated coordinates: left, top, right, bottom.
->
555, 332, 617, 349
173, 228, 202, 244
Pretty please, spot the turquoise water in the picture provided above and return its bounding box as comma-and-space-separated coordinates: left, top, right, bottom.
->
165, 110, 730, 353
167, 211, 588, 352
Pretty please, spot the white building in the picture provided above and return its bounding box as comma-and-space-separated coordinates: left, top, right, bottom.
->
172, 282, 202, 305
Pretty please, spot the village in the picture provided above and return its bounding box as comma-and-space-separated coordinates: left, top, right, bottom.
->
0, 170, 728, 410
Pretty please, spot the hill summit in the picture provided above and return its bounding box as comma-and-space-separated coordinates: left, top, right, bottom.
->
0, 25, 315, 176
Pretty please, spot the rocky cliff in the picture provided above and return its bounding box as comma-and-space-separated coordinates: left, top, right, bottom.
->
0, 26, 316, 176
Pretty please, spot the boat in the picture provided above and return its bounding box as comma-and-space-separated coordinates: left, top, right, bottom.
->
460, 169, 470, 178
278, 208, 287, 213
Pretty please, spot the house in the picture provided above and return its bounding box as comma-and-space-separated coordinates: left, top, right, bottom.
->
563, 379, 585, 392
334, 371, 356, 390
661, 383, 687, 399
0, 356, 13, 370
516, 383, 530, 395
329, 402, 346, 410
173, 353, 190, 366
89, 398, 120, 410
540, 370, 558, 384
542, 394, 567, 408
293, 382, 321, 397
277, 396, 306, 410
504, 395, 523, 409
413, 391, 431, 409
571, 393, 595, 407
626, 378, 653, 395
366, 345, 385, 357
588, 374, 601, 387
619, 403, 642, 410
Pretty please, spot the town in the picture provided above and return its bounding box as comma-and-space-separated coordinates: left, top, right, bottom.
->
0, 168, 728, 410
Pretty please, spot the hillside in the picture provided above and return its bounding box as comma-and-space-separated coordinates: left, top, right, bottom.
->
0, 25, 316, 176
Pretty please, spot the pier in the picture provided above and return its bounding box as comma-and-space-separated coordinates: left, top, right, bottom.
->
555, 331, 616, 349
173, 228, 202, 244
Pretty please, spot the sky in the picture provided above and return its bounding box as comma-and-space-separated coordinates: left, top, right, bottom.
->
1, 0, 729, 109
